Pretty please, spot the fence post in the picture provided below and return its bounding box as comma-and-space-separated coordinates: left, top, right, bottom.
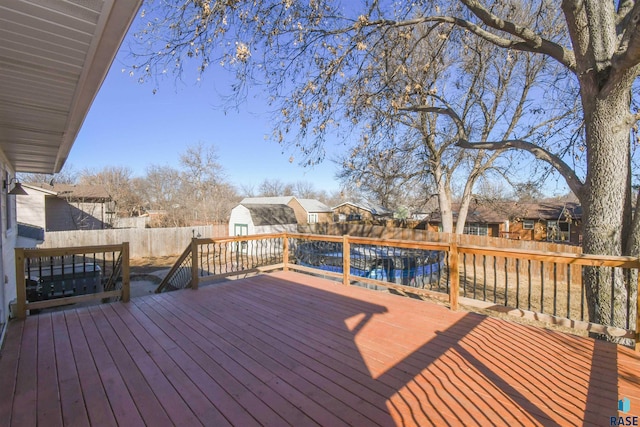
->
121, 242, 130, 303
282, 234, 289, 271
15, 248, 26, 319
449, 241, 459, 311
343, 235, 351, 286
191, 238, 199, 290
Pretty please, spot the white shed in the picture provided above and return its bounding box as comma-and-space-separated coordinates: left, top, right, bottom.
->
229, 204, 298, 236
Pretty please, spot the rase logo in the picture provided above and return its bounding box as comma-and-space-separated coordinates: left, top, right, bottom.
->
611, 398, 638, 426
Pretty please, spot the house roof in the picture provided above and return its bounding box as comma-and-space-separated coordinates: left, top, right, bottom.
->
240, 196, 331, 213
0, 0, 142, 173
514, 202, 582, 221
428, 203, 507, 224
427, 200, 583, 224
241, 196, 294, 205
242, 204, 298, 226
332, 201, 393, 216
24, 183, 110, 200
297, 198, 331, 213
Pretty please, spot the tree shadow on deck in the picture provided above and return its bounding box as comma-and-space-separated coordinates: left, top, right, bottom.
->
160, 273, 625, 426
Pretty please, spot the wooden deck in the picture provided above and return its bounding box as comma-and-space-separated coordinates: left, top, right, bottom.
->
1, 271, 639, 426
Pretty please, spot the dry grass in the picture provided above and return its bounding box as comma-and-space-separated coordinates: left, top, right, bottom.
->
130, 255, 179, 272
457, 263, 588, 322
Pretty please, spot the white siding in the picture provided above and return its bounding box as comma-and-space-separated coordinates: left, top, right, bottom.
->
1, 163, 18, 324
229, 205, 254, 236
16, 189, 47, 228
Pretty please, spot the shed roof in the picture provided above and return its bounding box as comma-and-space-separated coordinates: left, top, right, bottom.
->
241, 196, 294, 205
240, 196, 331, 213
242, 204, 298, 226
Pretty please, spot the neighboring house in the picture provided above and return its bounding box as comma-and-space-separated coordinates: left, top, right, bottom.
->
0, 0, 142, 325
240, 197, 332, 224
229, 204, 298, 237
332, 201, 394, 222
426, 203, 507, 237
17, 183, 113, 231
508, 202, 582, 244
425, 200, 583, 244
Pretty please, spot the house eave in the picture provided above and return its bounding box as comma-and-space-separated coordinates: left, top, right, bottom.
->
0, 0, 143, 173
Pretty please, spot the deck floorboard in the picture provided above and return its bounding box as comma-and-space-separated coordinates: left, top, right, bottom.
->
1, 270, 639, 426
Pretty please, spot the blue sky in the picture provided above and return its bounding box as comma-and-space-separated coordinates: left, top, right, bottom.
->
69, 34, 342, 194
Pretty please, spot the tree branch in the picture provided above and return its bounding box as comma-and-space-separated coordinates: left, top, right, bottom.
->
616, 0, 635, 31
370, 15, 576, 71
626, 111, 640, 126
461, 0, 542, 46
458, 0, 577, 70
398, 104, 467, 140
456, 139, 584, 199
605, 1, 640, 94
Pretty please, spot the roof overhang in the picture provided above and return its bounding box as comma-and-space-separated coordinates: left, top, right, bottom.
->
0, 0, 142, 173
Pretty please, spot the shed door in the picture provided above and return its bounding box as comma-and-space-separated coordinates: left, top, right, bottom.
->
234, 224, 248, 236
234, 224, 248, 253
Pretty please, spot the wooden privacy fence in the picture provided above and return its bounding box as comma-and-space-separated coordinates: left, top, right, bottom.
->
14, 243, 130, 319
159, 232, 640, 348
39, 225, 225, 258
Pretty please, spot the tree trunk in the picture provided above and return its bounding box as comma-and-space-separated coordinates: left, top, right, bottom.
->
434, 166, 454, 233
581, 79, 633, 341
454, 173, 479, 235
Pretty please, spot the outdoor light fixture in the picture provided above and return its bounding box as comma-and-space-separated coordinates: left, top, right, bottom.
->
3, 177, 28, 196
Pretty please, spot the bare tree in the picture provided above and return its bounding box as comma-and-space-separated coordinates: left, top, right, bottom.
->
137, 143, 239, 226
337, 25, 559, 231
257, 179, 294, 197
139, 164, 184, 227
292, 181, 319, 199
19, 163, 78, 185
79, 166, 143, 218
337, 142, 432, 213
132, 1, 640, 337
179, 142, 228, 223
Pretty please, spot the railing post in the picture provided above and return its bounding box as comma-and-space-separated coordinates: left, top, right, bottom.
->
15, 248, 26, 319
449, 241, 459, 311
121, 242, 130, 303
191, 238, 199, 290
282, 233, 289, 271
636, 259, 640, 352
343, 235, 351, 286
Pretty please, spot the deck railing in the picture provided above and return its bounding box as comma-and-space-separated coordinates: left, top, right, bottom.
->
156, 234, 286, 292
14, 243, 130, 319
159, 232, 640, 348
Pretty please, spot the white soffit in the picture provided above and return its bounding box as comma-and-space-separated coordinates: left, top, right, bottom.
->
0, 0, 142, 173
